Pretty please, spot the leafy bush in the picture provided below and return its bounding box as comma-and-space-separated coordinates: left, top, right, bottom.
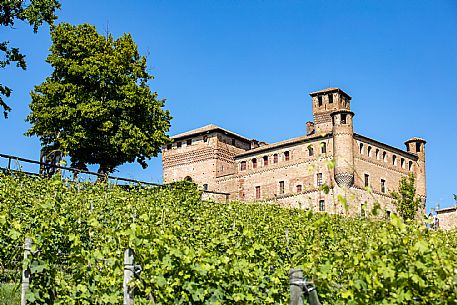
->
0, 173, 456, 304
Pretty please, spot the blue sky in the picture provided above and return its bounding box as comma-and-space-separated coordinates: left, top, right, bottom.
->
2, 0, 456, 210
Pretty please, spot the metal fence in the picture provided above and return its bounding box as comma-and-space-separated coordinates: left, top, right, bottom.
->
0, 153, 230, 202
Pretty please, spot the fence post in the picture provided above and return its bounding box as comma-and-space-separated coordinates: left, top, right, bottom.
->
21, 237, 32, 305
124, 248, 135, 305
290, 268, 304, 305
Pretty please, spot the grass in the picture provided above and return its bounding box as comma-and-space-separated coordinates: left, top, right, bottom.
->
0, 283, 20, 305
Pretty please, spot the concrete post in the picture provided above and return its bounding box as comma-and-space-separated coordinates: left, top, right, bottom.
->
124, 248, 135, 305
21, 237, 32, 305
290, 268, 304, 305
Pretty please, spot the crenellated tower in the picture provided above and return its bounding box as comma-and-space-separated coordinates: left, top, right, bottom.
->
310, 88, 352, 134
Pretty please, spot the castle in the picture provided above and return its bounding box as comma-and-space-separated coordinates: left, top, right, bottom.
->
162, 88, 426, 216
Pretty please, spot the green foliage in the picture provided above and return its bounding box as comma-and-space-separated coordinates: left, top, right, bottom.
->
0, 0, 61, 117
26, 22, 172, 174
0, 173, 456, 304
391, 173, 423, 221
0, 283, 20, 305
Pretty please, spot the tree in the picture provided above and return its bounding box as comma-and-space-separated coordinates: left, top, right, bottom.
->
0, 0, 61, 118
26, 23, 172, 175
391, 173, 422, 221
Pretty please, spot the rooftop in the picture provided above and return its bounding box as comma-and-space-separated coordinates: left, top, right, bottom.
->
171, 124, 251, 142
309, 87, 352, 99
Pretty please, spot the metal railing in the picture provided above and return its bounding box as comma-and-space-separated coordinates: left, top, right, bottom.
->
0, 153, 230, 201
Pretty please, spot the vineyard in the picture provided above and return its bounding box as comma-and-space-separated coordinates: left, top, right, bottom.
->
0, 173, 456, 304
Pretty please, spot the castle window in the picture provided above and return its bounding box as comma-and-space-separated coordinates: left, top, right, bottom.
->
187, 139, 192, 146
263, 155, 268, 166
408, 161, 413, 171
381, 179, 386, 193
383, 152, 387, 162
416, 142, 421, 152
375, 149, 380, 160
317, 173, 323, 186
177, 141, 182, 148
203, 184, 208, 191
273, 154, 278, 163
368, 146, 372, 157
328, 94, 333, 103
240, 161, 246, 171
203, 135, 208, 143
252, 158, 257, 169
284, 151, 290, 161
341, 113, 347, 124
392, 155, 397, 166
297, 185, 302, 192
318, 95, 323, 107
279, 181, 285, 194
359, 143, 364, 154
364, 174, 370, 187
184, 176, 192, 182
255, 186, 261, 199
319, 200, 325, 211
308, 145, 314, 157
166, 143, 172, 150
232, 139, 236, 146
401, 158, 405, 169
321, 142, 326, 154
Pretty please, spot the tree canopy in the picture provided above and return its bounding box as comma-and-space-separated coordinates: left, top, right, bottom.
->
391, 173, 423, 221
26, 22, 172, 175
0, 0, 61, 118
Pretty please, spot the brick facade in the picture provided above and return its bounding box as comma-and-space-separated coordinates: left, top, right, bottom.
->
162, 88, 426, 216
436, 207, 457, 230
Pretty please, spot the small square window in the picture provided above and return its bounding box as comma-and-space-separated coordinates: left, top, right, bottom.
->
296, 185, 302, 192
177, 142, 182, 148
186, 139, 192, 146
317, 173, 323, 186
319, 200, 325, 211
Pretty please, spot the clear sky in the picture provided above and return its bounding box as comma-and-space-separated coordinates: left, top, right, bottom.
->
2, 0, 457, 210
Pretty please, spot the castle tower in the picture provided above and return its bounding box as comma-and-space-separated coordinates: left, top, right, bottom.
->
404, 138, 427, 199
331, 109, 355, 188
310, 88, 352, 134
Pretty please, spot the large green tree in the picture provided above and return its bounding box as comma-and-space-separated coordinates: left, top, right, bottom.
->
391, 173, 423, 221
0, 0, 61, 118
26, 23, 172, 175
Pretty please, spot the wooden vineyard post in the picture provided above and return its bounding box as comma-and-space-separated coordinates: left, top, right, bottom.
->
290, 268, 305, 305
21, 237, 32, 305
124, 248, 135, 305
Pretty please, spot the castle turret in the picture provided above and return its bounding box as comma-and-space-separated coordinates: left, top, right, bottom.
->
404, 138, 426, 199
310, 88, 352, 134
331, 109, 355, 188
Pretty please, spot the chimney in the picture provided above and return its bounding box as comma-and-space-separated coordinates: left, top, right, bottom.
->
306, 121, 315, 136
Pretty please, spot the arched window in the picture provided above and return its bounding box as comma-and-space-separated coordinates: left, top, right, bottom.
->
408, 161, 413, 171
252, 158, 257, 169
367, 146, 372, 157
263, 156, 268, 166
401, 158, 405, 169
184, 176, 192, 182
321, 142, 326, 154
383, 152, 387, 162
392, 155, 397, 166
359, 143, 364, 154
375, 149, 380, 160
284, 151, 290, 161
240, 161, 246, 171
273, 154, 278, 164
308, 145, 314, 157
